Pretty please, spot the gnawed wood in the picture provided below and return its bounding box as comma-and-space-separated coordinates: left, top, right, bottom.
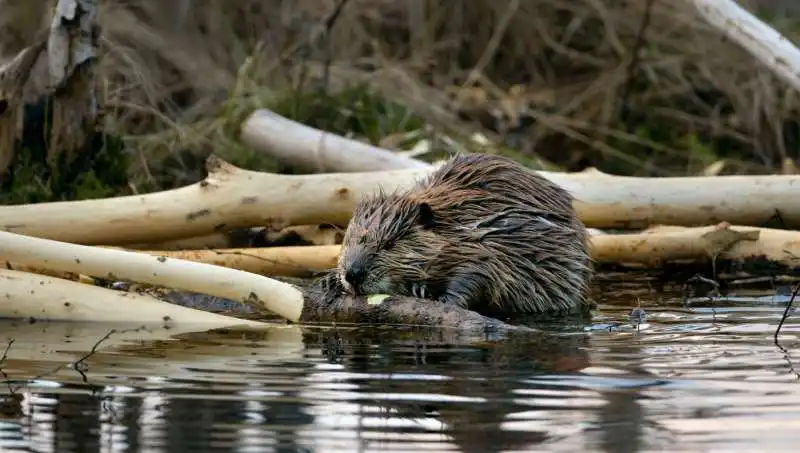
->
126, 223, 800, 276
240, 108, 431, 172
5, 155, 800, 245
0, 267, 267, 327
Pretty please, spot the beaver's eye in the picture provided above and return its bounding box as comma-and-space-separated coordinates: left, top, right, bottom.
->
383, 238, 395, 251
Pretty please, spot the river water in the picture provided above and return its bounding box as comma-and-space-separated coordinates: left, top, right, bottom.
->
0, 272, 799, 452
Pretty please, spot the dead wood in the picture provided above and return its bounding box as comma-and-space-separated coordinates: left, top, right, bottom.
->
0, 35, 46, 177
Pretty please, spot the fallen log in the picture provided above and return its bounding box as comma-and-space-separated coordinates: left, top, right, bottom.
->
687, 0, 800, 94
127, 244, 340, 278
125, 224, 344, 251
0, 156, 426, 245
126, 223, 799, 276
240, 108, 431, 172
4, 155, 800, 245
0, 230, 534, 332
0, 229, 305, 322
0, 267, 267, 328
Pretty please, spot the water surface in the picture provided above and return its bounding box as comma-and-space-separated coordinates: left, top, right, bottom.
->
1, 272, 799, 452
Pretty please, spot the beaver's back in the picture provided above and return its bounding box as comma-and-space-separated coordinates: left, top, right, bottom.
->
413, 154, 580, 231
409, 153, 591, 314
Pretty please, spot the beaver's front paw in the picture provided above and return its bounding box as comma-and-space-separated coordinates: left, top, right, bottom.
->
318, 272, 346, 306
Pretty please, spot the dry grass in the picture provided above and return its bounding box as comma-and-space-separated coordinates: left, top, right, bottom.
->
3, 0, 800, 190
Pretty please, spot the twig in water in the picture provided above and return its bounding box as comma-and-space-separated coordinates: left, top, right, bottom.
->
72, 329, 118, 382
774, 283, 800, 344
0, 339, 14, 386
629, 298, 647, 332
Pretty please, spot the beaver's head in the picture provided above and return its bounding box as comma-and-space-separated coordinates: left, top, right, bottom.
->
337, 191, 444, 297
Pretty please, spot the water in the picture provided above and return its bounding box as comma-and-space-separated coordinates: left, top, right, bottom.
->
1, 272, 800, 452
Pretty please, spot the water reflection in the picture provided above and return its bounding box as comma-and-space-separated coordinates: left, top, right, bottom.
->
1, 274, 800, 452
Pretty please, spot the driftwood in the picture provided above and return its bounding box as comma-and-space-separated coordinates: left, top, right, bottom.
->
4, 155, 800, 245
0, 230, 532, 332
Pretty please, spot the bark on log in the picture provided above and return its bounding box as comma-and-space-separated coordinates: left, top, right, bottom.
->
0, 267, 267, 327
5, 155, 800, 245
45, 0, 100, 162
125, 224, 344, 251
128, 245, 340, 278
0, 230, 305, 322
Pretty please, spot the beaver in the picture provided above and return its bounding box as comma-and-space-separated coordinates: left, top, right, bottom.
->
335, 153, 592, 316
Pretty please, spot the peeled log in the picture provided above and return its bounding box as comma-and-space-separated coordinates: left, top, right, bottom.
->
0, 156, 426, 245
0, 230, 305, 322
4, 156, 800, 246
0, 267, 267, 327
240, 108, 431, 172
148, 223, 800, 275
687, 0, 800, 94
130, 245, 340, 278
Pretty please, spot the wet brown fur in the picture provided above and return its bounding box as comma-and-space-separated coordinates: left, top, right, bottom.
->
336, 153, 592, 316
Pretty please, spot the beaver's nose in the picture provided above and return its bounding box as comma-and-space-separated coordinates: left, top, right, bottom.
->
345, 264, 366, 288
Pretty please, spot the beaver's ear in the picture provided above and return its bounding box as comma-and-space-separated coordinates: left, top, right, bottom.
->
417, 202, 435, 229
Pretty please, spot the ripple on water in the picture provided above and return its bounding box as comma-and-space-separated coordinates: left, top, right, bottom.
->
1, 277, 800, 452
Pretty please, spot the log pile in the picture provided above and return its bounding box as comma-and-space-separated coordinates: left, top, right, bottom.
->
2, 0, 800, 334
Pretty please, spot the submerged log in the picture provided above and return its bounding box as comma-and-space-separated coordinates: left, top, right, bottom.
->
4, 155, 800, 245
127, 244, 340, 278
